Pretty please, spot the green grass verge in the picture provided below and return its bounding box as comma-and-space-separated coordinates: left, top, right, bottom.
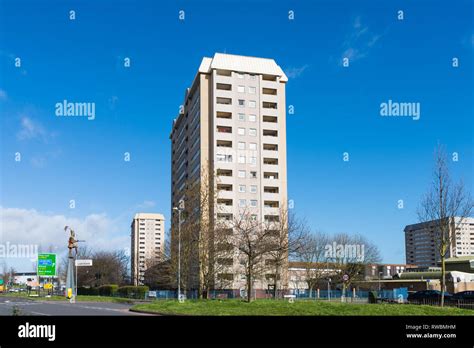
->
0, 293, 135, 304
131, 299, 474, 316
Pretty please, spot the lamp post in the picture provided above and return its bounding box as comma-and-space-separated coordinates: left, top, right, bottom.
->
327, 278, 331, 301
378, 271, 383, 292
173, 199, 184, 302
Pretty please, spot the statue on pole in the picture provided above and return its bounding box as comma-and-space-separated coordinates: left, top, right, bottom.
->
64, 226, 76, 302
67, 227, 78, 257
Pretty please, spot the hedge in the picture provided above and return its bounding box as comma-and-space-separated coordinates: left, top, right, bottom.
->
77, 287, 99, 296
98, 284, 119, 297
117, 286, 149, 299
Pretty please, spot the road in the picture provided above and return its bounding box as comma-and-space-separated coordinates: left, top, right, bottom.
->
0, 296, 148, 316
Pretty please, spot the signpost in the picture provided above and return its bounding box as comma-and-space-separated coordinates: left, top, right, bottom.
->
75, 259, 93, 267
342, 274, 349, 302
37, 253, 57, 297
75, 259, 93, 298
37, 253, 57, 276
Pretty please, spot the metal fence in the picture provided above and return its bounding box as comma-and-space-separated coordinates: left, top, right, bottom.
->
407, 298, 474, 309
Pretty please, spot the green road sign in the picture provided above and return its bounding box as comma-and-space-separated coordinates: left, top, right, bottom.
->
0, 279, 3, 285
37, 253, 57, 276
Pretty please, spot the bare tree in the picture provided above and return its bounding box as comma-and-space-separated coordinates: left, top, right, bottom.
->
417, 144, 473, 306
169, 180, 200, 295
327, 233, 381, 293
61, 247, 129, 287
144, 259, 173, 289
294, 232, 330, 296
230, 210, 274, 302
264, 207, 310, 298
169, 164, 234, 298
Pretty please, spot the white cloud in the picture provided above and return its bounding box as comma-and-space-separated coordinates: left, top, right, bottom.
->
284, 64, 309, 79
16, 116, 50, 141
138, 200, 156, 209
0, 207, 129, 255
340, 15, 384, 64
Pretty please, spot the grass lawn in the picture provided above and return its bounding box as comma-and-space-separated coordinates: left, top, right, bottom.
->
0, 293, 135, 304
131, 299, 474, 316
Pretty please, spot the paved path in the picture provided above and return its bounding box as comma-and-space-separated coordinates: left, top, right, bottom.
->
0, 296, 148, 316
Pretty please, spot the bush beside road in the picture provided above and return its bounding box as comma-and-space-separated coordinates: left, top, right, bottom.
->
131, 299, 474, 316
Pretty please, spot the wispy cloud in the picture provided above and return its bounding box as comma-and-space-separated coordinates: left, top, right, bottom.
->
464, 33, 474, 48
0, 89, 7, 101
284, 64, 309, 79
137, 200, 156, 209
16, 116, 55, 142
30, 156, 47, 168
340, 15, 384, 64
30, 148, 62, 169
108, 95, 119, 110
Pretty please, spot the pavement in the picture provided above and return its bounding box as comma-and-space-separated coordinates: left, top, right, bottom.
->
0, 296, 149, 316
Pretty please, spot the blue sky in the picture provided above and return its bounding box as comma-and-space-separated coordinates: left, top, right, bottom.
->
0, 0, 473, 270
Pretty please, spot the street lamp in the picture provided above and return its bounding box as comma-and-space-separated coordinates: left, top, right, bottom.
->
378, 271, 383, 292
327, 278, 331, 301
173, 199, 184, 302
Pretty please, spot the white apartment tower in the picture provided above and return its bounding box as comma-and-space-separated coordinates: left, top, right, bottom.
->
131, 213, 165, 286
170, 53, 288, 291
404, 217, 474, 267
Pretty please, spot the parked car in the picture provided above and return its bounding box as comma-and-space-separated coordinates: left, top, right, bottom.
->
453, 291, 474, 301
408, 290, 453, 302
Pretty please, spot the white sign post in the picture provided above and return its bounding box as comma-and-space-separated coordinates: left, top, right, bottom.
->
75, 259, 93, 267
74, 259, 93, 298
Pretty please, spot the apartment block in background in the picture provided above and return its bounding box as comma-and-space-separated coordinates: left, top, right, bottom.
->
404, 217, 474, 268
170, 53, 288, 292
131, 213, 165, 286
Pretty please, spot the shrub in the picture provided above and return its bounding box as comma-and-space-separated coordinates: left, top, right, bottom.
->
368, 291, 378, 304
117, 285, 149, 299
77, 287, 99, 296
98, 284, 118, 297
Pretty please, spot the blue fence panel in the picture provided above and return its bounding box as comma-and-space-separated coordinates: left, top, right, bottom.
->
291, 289, 370, 299
378, 288, 408, 302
